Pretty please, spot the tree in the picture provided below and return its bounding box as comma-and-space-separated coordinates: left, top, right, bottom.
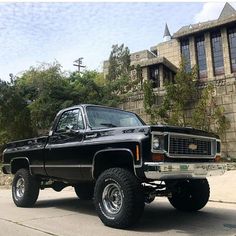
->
158, 62, 198, 126
143, 61, 230, 138
16, 62, 75, 132
191, 84, 230, 136
15, 63, 124, 133
143, 80, 159, 124
0, 80, 35, 147
107, 44, 131, 81
0, 61, 128, 151
70, 70, 102, 103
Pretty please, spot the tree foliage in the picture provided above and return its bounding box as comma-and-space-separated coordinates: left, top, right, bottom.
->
0, 43, 132, 148
143, 80, 159, 124
158, 62, 198, 126
107, 44, 131, 81
16, 63, 76, 131
0, 80, 35, 146
0, 60, 125, 147
191, 84, 230, 137
143, 61, 230, 138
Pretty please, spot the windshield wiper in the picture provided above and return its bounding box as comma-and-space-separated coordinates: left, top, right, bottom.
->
100, 123, 117, 128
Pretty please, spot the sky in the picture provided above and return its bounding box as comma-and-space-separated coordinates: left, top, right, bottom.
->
0, 2, 236, 81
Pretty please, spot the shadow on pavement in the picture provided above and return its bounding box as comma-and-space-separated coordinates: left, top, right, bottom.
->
35, 196, 236, 234
35, 197, 97, 216
134, 201, 236, 234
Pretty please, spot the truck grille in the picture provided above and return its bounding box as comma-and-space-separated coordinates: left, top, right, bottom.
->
169, 135, 212, 157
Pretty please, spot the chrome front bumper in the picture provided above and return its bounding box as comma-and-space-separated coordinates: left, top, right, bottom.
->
144, 162, 226, 180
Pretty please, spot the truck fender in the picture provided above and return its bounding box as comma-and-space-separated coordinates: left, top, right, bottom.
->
10, 157, 31, 174
92, 148, 136, 179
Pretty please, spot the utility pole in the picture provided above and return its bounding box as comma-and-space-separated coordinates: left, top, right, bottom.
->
9, 73, 14, 84
73, 57, 86, 73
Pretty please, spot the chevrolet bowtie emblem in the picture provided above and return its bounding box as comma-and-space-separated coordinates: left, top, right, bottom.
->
189, 143, 197, 150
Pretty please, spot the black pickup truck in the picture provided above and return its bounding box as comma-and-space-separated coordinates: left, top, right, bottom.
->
2, 104, 226, 228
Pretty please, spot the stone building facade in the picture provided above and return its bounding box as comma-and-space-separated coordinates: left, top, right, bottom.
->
103, 3, 236, 158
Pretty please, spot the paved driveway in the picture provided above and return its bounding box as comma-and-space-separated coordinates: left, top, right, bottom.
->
0, 171, 236, 236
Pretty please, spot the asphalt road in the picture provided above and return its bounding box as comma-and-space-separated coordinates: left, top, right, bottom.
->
0, 171, 236, 236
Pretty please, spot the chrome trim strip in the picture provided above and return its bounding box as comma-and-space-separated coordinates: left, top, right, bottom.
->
46, 138, 144, 149
30, 165, 44, 168
2, 164, 10, 166
144, 162, 226, 180
44, 165, 93, 168
167, 132, 217, 139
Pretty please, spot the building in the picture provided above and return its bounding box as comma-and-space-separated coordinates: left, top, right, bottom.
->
103, 3, 236, 158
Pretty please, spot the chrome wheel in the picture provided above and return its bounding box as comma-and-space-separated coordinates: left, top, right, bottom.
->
102, 183, 123, 215
15, 176, 25, 199
94, 168, 145, 228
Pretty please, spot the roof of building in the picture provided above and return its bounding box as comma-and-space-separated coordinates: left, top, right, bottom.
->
131, 56, 177, 72
163, 23, 171, 38
130, 49, 155, 56
219, 2, 236, 19
173, 2, 236, 38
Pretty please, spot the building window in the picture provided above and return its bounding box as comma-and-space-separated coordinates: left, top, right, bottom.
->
163, 65, 174, 84
228, 27, 236, 72
195, 35, 207, 78
211, 31, 224, 75
149, 65, 160, 88
181, 39, 191, 72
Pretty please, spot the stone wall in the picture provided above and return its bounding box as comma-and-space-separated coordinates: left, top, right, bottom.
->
214, 76, 236, 158
130, 50, 156, 63
119, 76, 236, 159
155, 39, 181, 67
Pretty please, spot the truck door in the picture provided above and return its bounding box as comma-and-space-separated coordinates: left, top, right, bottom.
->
44, 108, 85, 180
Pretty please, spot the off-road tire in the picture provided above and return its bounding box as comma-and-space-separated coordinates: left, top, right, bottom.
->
167, 179, 210, 212
94, 168, 144, 229
74, 183, 94, 200
12, 168, 40, 207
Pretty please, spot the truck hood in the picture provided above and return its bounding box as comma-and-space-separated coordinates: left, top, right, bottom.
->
150, 125, 219, 139
85, 124, 218, 143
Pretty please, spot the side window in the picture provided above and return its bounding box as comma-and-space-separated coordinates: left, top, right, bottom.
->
56, 109, 84, 132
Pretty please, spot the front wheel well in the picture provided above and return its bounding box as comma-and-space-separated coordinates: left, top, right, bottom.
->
11, 159, 29, 174
93, 150, 135, 179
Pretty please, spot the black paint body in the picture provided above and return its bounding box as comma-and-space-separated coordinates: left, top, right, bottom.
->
2, 104, 219, 183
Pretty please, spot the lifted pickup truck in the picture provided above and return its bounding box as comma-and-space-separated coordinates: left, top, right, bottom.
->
2, 104, 226, 228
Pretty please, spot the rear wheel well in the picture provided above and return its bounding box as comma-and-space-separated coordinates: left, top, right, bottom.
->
93, 151, 134, 179
11, 159, 29, 174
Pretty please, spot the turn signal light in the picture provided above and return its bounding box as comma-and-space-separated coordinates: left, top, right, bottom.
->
152, 153, 164, 162
215, 155, 221, 162
136, 145, 140, 161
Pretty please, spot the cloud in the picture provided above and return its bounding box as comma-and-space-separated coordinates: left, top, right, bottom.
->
194, 2, 236, 23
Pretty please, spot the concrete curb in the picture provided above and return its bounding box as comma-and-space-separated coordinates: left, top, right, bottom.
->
227, 162, 236, 170
209, 199, 236, 204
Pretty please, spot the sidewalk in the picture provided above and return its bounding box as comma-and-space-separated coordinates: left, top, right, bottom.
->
208, 170, 236, 203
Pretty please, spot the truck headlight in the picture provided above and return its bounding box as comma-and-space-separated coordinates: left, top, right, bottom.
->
152, 135, 165, 151
153, 136, 160, 149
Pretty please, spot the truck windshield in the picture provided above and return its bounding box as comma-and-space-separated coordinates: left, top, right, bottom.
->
86, 106, 144, 129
